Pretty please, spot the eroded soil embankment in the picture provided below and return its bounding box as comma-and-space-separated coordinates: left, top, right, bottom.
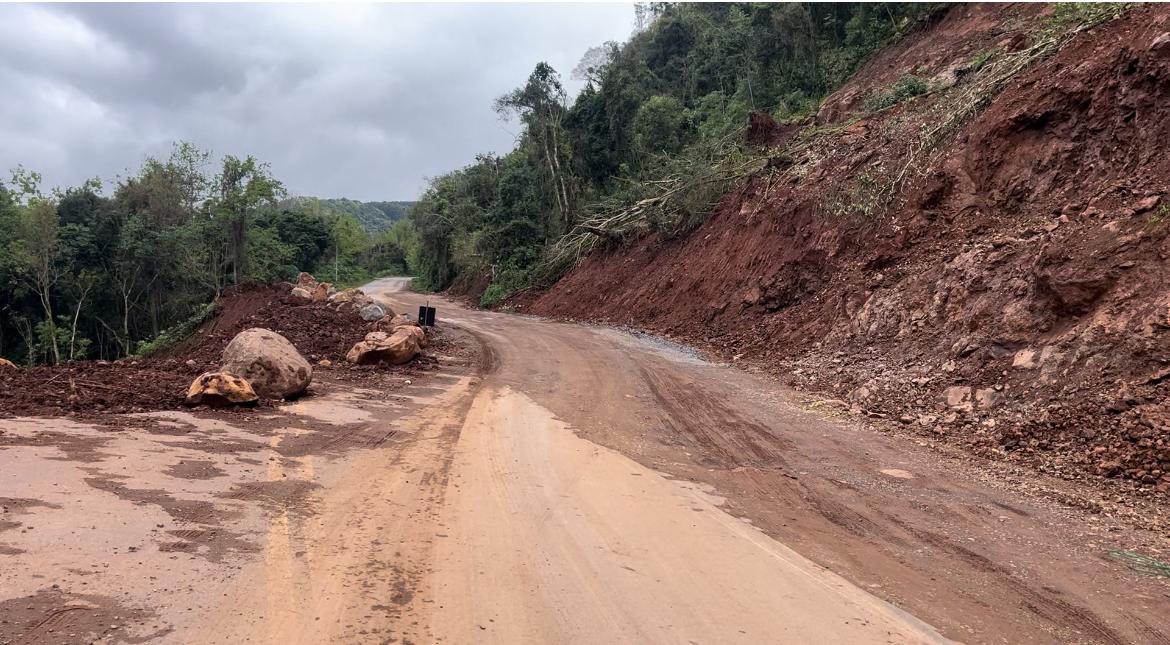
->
519, 5, 1170, 507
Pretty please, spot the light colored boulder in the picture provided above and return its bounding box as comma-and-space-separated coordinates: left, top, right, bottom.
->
359, 303, 388, 322
184, 372, 258, 407
346, 327, 420, 365
387, 313, 412, 328
0, 358, 17, 369
291, 287, 312, 300
220, 328, 312, 399
1012, 349, 1037, 369
296, 272, 317, 289
311, 282, 332, 302
943, 386, 973, 411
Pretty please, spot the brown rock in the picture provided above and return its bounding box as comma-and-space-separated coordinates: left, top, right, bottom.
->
311, 282, 332, 302
1134, 195, 1161, 214
346, 327, 420, 365
296, 272, 317, 289
290, 287, 312, 300
184, 372, 258, 407
0, 358, 17, 369
944, 386, 973, 411
220, 328, 312, 399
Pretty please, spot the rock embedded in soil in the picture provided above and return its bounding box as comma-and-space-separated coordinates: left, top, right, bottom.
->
0, 358, 17, 369
220, 328, 312, 399
359, 303, 388, 322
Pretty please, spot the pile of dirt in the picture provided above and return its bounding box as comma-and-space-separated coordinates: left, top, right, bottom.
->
0, 283, 420, 418
517, 5, 1170, 499
170, 283, 378, 366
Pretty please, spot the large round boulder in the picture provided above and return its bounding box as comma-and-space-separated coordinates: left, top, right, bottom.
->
184, 372, 258, 407
220, 328, 312, 399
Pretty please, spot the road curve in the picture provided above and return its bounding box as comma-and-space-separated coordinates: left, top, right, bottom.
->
367, 277, 1169, 645
369, 277, 950, 644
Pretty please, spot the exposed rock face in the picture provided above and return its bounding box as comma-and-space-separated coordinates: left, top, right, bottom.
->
220, 328, 312, 399
184, 372, 258, 407
0, 358, 17, 369
345, 328, 420, 365
359, 303, 388, 322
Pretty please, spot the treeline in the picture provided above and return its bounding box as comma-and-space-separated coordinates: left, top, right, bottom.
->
0, 144, 418, 365
411, 2, 939, 304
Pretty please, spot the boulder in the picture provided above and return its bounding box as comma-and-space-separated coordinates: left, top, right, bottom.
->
296, 272, 317, 289
345, 327, 420, 365
291, 287, 312, 300
311, 282, 332, 302
387, 313, 413, 328
328, 288, 359, 303
220, 328, 312, 399
184, 372, 258, 407
359, 303, 388, 322
0, 358, 17, 369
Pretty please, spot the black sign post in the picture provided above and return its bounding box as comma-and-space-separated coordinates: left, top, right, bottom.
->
418, 304, 437, 327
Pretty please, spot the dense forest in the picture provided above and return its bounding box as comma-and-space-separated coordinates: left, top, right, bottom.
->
285, 197, 415, 234
410, 2, 941, 305
0, 144, 418, 365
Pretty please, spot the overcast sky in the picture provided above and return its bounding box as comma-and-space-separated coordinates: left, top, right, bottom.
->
0, 3, 634, 201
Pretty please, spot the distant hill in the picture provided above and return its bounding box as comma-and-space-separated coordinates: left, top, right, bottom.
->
286, 197, 416, 234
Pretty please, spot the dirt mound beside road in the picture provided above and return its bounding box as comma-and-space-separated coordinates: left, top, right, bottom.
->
0, 283, 409, 418
521, 5, 1170, 501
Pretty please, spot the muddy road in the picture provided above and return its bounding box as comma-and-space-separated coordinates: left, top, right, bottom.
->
2, 277, 1168, 644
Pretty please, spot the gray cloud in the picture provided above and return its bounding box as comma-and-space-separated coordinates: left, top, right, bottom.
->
0, 3, 634, 200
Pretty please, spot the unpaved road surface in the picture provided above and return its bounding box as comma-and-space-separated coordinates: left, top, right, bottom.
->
2, 277, 1168, 644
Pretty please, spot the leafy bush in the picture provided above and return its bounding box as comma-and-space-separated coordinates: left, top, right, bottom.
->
863, 74, 929, 112
136, 302, 218, 358
480, 269, 529, 308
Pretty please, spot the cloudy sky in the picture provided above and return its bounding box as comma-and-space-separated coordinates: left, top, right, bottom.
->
0, 3, 634, 201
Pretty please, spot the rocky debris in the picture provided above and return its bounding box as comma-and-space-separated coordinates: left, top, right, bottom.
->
359, 303, 388, 322
517, 5, 1170, 504
296, 272, 317, 290
220, 328, 312, 399
0, 358, 17, 369
290, 287, 311, 300
311, 282, 332, 302
346, 328, 421, 366
184, 372, 258, 407
0, 283, 437, 418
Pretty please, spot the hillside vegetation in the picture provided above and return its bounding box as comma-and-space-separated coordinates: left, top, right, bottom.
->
523, 3, 1170, 496
286, 197, 415, 234
410, 2, 941, 304
0, 145, 418, 364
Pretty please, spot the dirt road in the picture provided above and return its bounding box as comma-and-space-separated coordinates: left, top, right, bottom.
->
2, 277, 1167, 644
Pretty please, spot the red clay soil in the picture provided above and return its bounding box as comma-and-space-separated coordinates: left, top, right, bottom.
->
0, 283, 419, 418
519, 5, 1170, 500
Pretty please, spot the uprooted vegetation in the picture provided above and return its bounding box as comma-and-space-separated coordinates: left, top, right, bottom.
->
413, 3, 943, 305
520, 3, 1170, 502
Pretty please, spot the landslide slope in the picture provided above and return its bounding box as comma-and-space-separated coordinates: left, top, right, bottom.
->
525, 4, 1170, 497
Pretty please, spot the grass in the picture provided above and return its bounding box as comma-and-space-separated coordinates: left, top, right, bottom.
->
1108, 550, 1170, 577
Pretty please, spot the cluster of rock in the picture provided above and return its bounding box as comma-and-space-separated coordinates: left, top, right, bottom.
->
185, 328, 312, 407
184, 272, 428, 407
290, 272, 335, 302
